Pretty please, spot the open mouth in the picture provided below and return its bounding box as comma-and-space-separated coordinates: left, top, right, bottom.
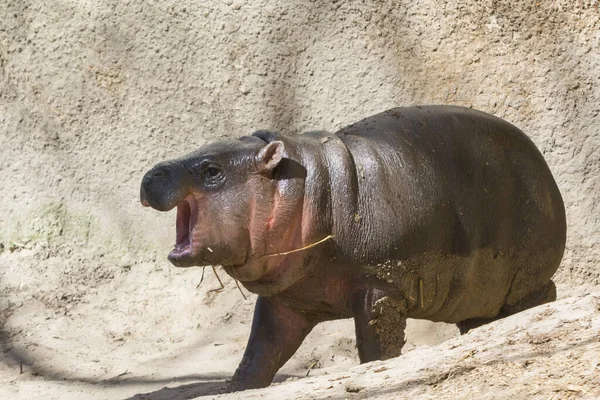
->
168, 195, 198, 262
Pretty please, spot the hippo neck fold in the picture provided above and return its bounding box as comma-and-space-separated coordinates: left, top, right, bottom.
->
231, 131, 340, 296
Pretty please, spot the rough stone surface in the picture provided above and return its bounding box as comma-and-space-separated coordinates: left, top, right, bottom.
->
0, 0, 598, 284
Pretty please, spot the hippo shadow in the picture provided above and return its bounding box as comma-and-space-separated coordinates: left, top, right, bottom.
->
122, 373, 299, 400
122, 380, 225, 400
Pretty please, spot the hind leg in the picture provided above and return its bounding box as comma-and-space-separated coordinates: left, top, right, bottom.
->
456, 316, 503, 335
457, 280, 556, 335
501, 279, 556, 315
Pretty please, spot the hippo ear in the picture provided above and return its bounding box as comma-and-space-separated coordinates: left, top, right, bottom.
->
256, 141, 285, 173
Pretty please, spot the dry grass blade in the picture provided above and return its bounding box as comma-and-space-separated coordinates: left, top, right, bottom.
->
306, 361, 318, 377
419, 278, 424, 309
234, 279, 247, 300
196, 266, 206, 289
210, 265, 225, 291
197, 236, 334, 296
263, 235, 334, 258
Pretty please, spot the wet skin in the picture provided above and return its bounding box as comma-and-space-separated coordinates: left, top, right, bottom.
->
140, 106, 566, 391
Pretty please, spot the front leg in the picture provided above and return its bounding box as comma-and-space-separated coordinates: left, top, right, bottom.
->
352, 288, 407, 362
228, 296, 316, 392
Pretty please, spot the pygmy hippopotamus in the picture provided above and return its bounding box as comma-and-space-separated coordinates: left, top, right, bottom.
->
140, 106, 566, 392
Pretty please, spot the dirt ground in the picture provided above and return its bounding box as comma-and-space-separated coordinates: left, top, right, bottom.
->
0, 244, 455, 400
0, 244, 598, 400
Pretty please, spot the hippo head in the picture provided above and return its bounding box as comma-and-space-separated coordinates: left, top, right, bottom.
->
140, 133, 309, 287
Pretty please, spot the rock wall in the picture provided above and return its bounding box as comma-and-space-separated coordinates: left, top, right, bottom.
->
0, 0, 598, 283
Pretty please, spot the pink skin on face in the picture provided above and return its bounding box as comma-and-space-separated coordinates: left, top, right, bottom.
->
169, 194, 197, 259
162, 138, 323, 295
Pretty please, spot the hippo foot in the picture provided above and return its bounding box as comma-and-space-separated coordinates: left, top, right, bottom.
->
225, 379, 267, 393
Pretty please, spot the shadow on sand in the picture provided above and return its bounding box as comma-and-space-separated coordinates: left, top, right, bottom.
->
121, 373, 299, 400
122, 380, 226, 400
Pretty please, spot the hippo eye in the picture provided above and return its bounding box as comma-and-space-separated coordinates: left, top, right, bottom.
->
207, 167, 220, 177
204, 165, 223, 183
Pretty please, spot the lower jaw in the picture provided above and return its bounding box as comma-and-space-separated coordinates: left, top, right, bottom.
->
234, 275, 292, 297
167, 247, 199, 268
222, 260, 266, 282
167, 247, 248, 270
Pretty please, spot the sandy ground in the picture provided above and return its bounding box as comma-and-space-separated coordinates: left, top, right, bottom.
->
0, 244, 457, 400
0, 244, 598, 400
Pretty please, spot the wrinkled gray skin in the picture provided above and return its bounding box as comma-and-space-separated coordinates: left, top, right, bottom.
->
140, 106, 566, 392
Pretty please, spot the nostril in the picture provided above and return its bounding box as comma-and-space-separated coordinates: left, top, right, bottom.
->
153, 169, 168, 178
140, 163, 182, 211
